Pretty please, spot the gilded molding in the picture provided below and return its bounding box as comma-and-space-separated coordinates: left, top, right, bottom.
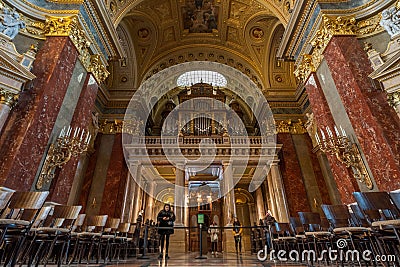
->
44, 15, 79, 36
87, 55, 110, 83
310, 15, 357, 69
0, 89, 19, 108
388, 91, 400, 108
276, 119, 307, 134
294, 54, 315, 82
295, 15, 358, 82
99, 119, 123, 134
44, 15, 108, 84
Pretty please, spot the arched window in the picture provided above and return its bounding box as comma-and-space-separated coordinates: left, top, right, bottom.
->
177, 70, 227, 87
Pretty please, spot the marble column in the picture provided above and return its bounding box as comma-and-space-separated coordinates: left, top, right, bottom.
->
255, 187, 265, 220
277, 133, 310, 216
49, 73, 99, 204
0, 91, 17, 133
122, 162, 142, 222
145, 182, 155, 221
270, 163, 289, 222
79, 134, 102, 212
323, 36, 400, 191
222, 161, 236, 226
97, 133, 129, 218
266, 173, 278, 220
132, 164, 143, 222
0, 36, 78, 190
174, 164, 185, 225
304, 73, 358, 204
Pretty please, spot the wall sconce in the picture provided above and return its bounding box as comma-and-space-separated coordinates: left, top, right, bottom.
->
315, 125, 373, 189
36, 126, 91, 190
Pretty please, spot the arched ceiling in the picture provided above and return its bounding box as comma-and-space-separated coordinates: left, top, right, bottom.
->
103, 0, 300, 119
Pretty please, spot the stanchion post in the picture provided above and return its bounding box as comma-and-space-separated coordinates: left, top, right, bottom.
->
138, 224, 150, 259
195, 223, 207, 259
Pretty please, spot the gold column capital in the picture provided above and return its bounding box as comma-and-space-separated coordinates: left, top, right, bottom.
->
0, 89, 19, 108
388, 91, 400, 108
296, 15, 358, 80
294, 54, 315, 82
275, 119, 307, 134
44, 15, 109, 84
44, 15, 79, 37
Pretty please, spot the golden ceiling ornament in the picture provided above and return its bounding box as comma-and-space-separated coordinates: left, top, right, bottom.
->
275, 119, 307, 134
310, 15, 357, 69
0, 89, 19, 108
294, 54, 315, 82
99, 119, 124, 134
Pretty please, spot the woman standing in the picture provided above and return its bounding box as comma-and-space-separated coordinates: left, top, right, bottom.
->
232, 217, 243, 254
208, 220, 219, 256
157, 204, 175, 259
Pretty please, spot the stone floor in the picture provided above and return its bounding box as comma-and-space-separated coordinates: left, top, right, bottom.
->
100, 252, 307, 267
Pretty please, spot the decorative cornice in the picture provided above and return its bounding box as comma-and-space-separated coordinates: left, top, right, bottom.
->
44, 15, 108, 84
0, 89, 19, 108
99, 119, 308, 135
295, 15, 357, 82
276, 119, 307, 134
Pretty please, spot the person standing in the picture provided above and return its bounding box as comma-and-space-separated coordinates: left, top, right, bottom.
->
208, 220, 219, 256
232, 217, 243, 254
157, 203, 175, 259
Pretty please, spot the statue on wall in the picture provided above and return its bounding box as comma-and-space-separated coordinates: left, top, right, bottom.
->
0, 6, 26, 40
380, 7, 400, 38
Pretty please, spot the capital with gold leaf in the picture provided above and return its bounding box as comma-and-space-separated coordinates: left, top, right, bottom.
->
0, 89, 19, 108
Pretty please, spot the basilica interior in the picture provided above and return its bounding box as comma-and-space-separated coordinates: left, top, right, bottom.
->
0, 0, 400, 266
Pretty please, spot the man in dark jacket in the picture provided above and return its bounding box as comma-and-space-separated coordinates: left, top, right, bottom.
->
157, 203, 176, 259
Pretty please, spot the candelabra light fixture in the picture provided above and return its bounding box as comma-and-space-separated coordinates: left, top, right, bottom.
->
36, 125, 91, 190
315, 125, 373, 189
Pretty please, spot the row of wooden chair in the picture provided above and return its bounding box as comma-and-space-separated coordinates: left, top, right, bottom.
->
0, 189, 155, 266
268, 191, 400, 265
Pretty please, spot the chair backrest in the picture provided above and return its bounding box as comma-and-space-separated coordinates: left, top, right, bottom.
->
298, 212, 322, 232
31, 206, 52, 228
118, 222, 130, 233
349, 204, 369, 227
50, 205, 82, 229
72, 214, 86, 232
84, 215, 108, 232
321, 204, 353, 228
6, 191, 49, 223
104, 218, 121, 233
274, 222, 293, 236
289, 217, 304, 234
389, 192, 400, 211
0, 191, 13, 211
353, 191, 400, 222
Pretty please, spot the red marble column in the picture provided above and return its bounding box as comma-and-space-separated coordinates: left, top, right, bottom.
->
48, 73, 99, 204
304, 73, 358, 204
278, 133, 310, 216
304, 134, 331, 205
99, 133, 129, 218
323, 36, 400, 191
0, 37, 78, 191
79, 133, 102, 212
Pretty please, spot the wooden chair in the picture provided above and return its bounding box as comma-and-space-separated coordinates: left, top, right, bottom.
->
0, 191, 49, 266
100, 218, 120, 263
113, 222, 130, 261
273, 222, 296, 252
69, 215, 108, 264
298, 212, 332, 264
